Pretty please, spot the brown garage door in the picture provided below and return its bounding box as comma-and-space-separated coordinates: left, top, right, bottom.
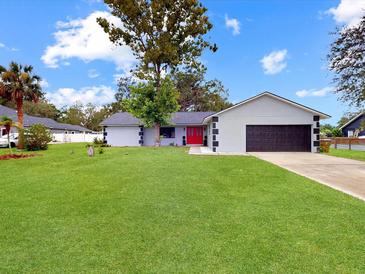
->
246, 125, 311, 152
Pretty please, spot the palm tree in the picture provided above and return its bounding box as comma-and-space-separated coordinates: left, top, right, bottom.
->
0, 62, 43, 149
0, 116, 20, 155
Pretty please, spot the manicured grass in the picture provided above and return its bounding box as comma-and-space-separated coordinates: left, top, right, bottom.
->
0, 144, 364, 273
326, 148, 365, 162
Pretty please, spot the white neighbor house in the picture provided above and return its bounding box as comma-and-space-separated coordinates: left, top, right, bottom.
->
0, 104, 102, 143
101, 92, 330, 153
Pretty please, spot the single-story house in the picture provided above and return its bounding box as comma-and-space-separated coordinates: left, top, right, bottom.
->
0, 104, 94, 141
339, 112, 365, 137
101, 92, 330, 153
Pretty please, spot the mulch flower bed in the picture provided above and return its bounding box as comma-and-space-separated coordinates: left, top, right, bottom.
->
0, 153, 38, 160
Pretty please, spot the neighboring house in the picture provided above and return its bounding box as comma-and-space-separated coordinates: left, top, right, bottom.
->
0, 104, 100, 142
339, 113, 365, 137
101, 92, 330, 153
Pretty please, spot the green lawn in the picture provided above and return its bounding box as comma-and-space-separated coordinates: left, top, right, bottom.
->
326, 148, 365, 162
1, 144, 364, 273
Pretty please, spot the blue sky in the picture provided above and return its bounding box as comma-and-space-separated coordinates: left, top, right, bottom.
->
0, 0, 364, 125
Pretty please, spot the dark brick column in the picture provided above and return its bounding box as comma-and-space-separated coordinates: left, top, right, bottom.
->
212, 117, 219, 152
139, 126, 144, 146
313, 115, 320, 152
103, 126, 107, 144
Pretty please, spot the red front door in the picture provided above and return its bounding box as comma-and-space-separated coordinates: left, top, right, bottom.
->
187, 126, 203, 145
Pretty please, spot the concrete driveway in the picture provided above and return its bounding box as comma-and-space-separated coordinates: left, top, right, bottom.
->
250, 152, 365, 201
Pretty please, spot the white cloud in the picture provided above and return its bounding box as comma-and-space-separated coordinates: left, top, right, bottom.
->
83, 0, 102, 4
46, 85, 115, 107
40, 79, 50, 89
225, 14, 240, 36
0, 42, 19, 51
41, 11, 135, 71
295, 86, 333, 98
327, 0, 365, 26
260, 49, 288, 75
88, 69, 100, 78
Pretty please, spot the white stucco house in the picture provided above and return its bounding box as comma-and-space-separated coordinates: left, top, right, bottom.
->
101, 92, 330, 153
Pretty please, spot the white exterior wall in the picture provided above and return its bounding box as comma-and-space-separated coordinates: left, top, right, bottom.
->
104, 126, 197, 147
144, 126, 185, 146
212, 95, 318, 153
206, 123, 212, 148
105, 126, 140, 146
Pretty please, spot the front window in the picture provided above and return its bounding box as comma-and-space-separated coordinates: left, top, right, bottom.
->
348, 130, 354, 137
160, 127, 175, 138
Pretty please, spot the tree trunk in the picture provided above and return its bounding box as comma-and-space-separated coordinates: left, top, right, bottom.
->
154, 123, 160, 147
154, 65, 161, 147
16, 98, 24, 149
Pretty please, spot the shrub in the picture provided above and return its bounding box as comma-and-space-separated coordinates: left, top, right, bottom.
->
331, 128, 343, 137
25, 124, 52, 151
93, 137, 104, 145
321, 128, 333, 137
320, 140, 331, 153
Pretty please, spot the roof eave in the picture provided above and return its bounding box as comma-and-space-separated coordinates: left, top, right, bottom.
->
100, 123, 141, 127
339, 112, 364, 130
203, 92, 331, 122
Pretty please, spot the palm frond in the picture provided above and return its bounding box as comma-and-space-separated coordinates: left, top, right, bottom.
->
24, 65, 34, 73
9, 61, 20, 74
32, 75, 41, 82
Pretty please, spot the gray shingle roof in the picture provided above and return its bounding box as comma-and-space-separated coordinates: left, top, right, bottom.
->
0, 104, 91, 132
171, 112, 216, 125
100, 111, 216, 126
101, 112, 141, 126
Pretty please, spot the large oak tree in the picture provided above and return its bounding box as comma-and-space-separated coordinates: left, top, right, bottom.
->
172, 70, 232, 112
97, 0, 216, 145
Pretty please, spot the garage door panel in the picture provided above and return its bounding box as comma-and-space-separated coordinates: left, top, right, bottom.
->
246, 125, 311, 152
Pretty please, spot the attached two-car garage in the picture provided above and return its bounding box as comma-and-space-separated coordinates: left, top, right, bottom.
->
203, 92, 329, 153
246, 125, 312, 152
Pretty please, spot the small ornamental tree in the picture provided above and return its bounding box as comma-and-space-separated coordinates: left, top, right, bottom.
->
0, 116, 20, 154
25, 124, 52, 151
124, 77, 179, 146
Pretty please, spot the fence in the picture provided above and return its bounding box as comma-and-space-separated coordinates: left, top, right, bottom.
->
52, 133, 103, 143
323, 137, 365, 151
